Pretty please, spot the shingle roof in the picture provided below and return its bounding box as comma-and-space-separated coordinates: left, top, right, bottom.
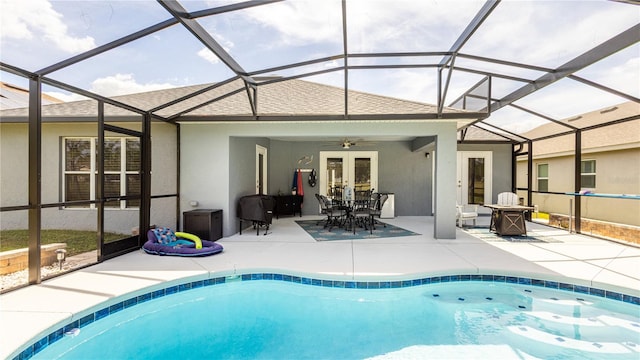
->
0, 79, 469, 123
457, 126, 512, 142
521, 101, 640, 156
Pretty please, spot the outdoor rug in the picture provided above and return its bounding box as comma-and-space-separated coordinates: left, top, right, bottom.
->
296, 219, 419, 241
463, 226, 563, 243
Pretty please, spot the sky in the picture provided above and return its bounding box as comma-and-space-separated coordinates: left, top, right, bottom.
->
1, 0, 639, 133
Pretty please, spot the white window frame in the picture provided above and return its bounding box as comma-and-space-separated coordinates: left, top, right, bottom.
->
537, 163, 549, 192
581, 159, 596, 189
62, 137, 140, 209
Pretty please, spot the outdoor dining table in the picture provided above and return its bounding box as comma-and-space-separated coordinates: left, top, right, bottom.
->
336, 199, 370, 231
484, 204, 535, 236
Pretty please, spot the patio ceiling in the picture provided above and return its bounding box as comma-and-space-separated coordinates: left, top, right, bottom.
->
1, 0, 638, 143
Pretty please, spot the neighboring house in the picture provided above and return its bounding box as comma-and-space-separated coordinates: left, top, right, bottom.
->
515, 101, 640, 228
0, 82, 62, 110
1, 79, 513, 239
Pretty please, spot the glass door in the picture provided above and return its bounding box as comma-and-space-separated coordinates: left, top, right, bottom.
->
256, 145, 267, 194
319, 151, 378, 200
99, 125, 143, 260
457, 151, 492, 207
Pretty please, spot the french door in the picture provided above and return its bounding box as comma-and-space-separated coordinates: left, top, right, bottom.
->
319, 151, 378, 200
456, 151, 492, 207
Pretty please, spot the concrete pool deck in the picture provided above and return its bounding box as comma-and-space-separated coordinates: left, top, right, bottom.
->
1, 215, 639, 359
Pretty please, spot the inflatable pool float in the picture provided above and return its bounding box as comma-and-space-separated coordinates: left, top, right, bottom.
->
143, 227, 223, 257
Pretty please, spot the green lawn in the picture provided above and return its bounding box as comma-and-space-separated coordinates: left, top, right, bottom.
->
0, 230, 127, 257
533, 212, 550, 220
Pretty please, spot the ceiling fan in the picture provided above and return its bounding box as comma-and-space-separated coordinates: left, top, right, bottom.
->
320, 138, 378, 149
341, 139, 356, 149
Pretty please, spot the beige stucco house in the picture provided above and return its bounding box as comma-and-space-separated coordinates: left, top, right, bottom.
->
516, 101, 640, 231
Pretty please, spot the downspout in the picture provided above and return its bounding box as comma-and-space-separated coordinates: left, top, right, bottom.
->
511, 143, 517, 194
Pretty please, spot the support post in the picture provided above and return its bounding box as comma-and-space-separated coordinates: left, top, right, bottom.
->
97, 101, 105, 261
569, 198, 574, 233
527, 140, 533, 221
140, 113, 153, 244
433, 127, 457, 239
574, 130, 582, 233
28, 77, 42, 284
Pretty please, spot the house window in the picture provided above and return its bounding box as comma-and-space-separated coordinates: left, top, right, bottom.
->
63, 137, 140, 209
537, 163, 548, 192
581, 159, 596, 189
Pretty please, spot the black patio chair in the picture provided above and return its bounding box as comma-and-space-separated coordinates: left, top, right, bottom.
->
369, 193, 388, 231
350, 190, 377, 234
317, 194, 346, 231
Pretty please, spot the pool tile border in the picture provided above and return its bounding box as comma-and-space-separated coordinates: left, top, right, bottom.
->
14, 273, 640, 360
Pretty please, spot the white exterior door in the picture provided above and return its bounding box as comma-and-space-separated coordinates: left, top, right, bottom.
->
319, 151, 378, 199
256, 145, 267, 194
457, 151, 492, 206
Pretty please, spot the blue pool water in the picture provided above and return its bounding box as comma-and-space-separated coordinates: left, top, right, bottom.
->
32, 280, 639, 359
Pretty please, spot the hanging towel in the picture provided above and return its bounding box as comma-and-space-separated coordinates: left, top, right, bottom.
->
292, 169, 298, 194
297, 168, 304, 199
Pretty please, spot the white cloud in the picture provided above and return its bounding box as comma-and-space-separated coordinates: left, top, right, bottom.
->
464, 1, 639, 68
88, 74, 176, 97
198, 48, 221, 64
43, 74, 179, 101
0, 0, 95, 53
196, 27, 234, 64
241, 0, 483, 51
43, 91, 86, 103
593, 56, 640, 97
242, 1, 343, 45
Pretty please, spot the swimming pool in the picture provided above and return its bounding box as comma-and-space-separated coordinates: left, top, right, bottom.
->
26, 275, 639, 360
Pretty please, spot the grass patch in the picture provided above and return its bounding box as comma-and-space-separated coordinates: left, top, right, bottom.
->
0, 230, 127, 257
533, 212, 550, 220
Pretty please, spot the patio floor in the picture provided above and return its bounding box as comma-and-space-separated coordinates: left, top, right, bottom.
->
1, 215, 639, 359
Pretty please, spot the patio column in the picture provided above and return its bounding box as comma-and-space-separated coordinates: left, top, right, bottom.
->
433, 127, 457, 239
28, 76, 42, 284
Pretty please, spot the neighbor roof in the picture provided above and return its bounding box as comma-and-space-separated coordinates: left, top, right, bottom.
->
521, 101, 640, 157
0, 82, 62, 110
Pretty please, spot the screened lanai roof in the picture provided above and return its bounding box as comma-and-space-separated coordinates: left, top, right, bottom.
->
1, 0, 638, 141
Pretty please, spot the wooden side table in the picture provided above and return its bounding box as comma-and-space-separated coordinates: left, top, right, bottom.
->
273, 195, 303, 218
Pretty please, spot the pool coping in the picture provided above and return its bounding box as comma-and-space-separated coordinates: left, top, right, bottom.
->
12, 271, 640, 360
